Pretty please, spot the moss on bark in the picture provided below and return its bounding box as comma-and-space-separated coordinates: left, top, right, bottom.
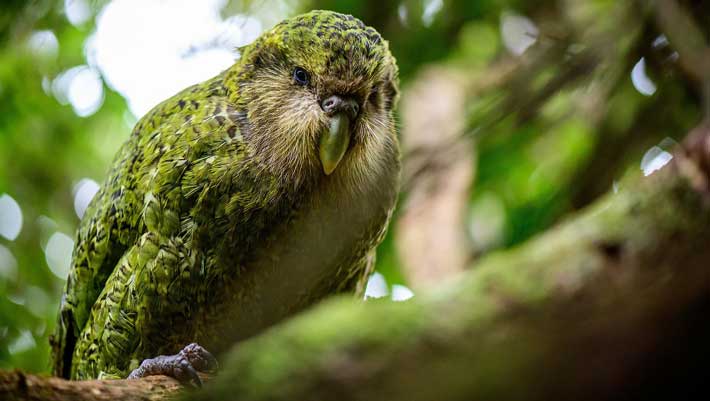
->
190, 156, 710, 401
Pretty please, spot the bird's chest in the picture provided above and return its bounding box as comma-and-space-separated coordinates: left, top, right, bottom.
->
203, 177, 393, 351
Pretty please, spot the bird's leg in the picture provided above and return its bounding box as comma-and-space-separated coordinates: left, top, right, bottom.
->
127, 343, 218, 387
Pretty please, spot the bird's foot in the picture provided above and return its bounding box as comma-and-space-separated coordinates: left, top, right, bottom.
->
127, 343, 218, 387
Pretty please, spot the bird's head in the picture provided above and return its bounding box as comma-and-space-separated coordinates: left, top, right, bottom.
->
227, 10, 399, 189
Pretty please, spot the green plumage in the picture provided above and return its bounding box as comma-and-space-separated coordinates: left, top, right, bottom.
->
50, 10, 400, 380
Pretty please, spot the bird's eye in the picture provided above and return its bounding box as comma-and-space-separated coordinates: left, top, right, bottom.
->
293, 67, 310, 86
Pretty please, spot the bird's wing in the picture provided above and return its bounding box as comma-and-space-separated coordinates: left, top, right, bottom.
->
51, 74, 236, 378
51, 139, 142, 378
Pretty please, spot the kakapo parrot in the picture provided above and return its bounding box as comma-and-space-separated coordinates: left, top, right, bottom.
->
50, 10, 400, 384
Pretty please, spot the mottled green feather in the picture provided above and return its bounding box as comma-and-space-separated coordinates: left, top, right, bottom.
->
51, 10, 400, 380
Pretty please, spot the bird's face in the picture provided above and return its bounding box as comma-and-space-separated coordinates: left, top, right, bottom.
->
230, 11, 399, 187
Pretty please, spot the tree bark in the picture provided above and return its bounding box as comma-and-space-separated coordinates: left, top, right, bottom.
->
0, 370, 210, 401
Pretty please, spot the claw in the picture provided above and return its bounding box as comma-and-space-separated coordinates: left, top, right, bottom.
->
174, 356, 202, 388
180, 343, 219, 372
127, 343, 217, 388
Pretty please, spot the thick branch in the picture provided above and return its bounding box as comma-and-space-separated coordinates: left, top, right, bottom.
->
190, 126, 710, 401
5, 129, 710, 401
4, 132, 710, 401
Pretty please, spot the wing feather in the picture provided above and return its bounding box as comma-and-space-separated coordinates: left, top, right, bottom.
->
51, 74, 233, 378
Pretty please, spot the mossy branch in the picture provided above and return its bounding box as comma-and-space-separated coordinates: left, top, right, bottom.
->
4, 125, 710, 400
189, 125, 710, 401
4, 127, 710, 400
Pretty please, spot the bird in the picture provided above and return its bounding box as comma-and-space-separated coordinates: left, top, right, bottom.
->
50, 10, 400, 385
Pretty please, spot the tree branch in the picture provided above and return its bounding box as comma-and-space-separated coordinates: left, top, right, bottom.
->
0, 370, 210, 401
4, 125, 710, 401
189, 123, 710, 401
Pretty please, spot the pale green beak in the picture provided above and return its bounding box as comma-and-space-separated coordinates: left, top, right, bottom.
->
319, 113, 351, 175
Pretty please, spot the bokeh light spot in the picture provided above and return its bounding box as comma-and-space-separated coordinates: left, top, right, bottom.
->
0, 244, 18, 282
45, 232, 75, 279
422, 0, 443, 27
398, 4, 408, 26
65, 0, 92, 26
500, 12, 538, 55
391, 284, 414, 301
8, 330, 36, 355
631, 58, 656, 96
364, 271, 389, 299
641, 146, 673, 176
73, 178, 100, 219
27, 30, 59, 59
25, 286, 51, 317
0, 194, 23, 241
52, 65, 105, 117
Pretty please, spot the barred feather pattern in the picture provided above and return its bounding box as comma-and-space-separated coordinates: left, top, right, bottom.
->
50, 10, 400, 380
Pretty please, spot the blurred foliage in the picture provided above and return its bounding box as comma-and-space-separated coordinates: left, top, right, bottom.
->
0, 0, 122, 372
0, 0, 703, 375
